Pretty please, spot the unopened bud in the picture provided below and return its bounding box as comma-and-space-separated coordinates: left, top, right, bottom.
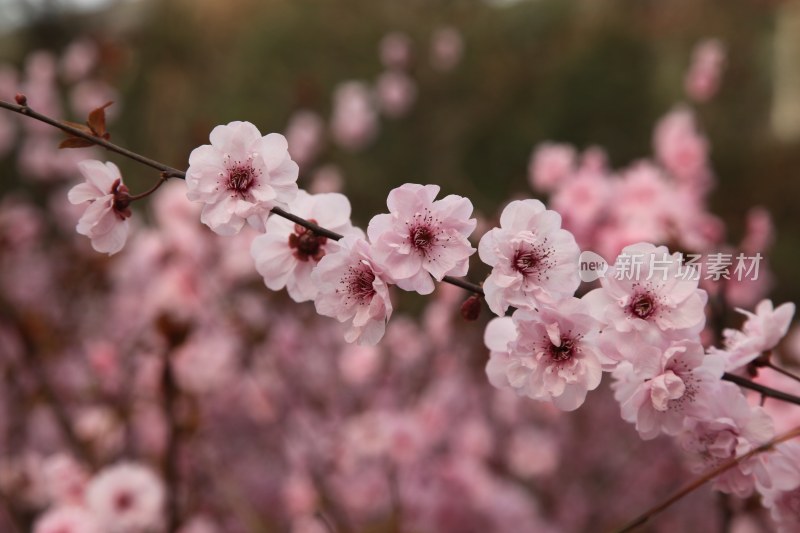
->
460, 294, 482, 321
14, 93, 27, 106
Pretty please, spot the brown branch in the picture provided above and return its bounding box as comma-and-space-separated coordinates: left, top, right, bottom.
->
722, 372, 800, 407
0, 98, 485, 296
0, 99, 185, 176
613, 425, 800, 533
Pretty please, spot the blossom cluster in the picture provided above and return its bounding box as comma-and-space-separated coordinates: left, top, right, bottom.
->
32, 461, 164, 533
4, 29, 800, 533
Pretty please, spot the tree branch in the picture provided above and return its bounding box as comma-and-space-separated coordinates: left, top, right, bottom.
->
722, 372, 800, 407
614, 425, 800, 533
0, 98, 485, 296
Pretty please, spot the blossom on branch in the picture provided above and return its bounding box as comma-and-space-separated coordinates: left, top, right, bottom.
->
86, 462, 165, 533
714, 299, 796, 371
583, 242, 708, 345
678, 381, 774, 497
478, 199, 580, 316
311, 235, 393, 345
186, 121, 299, 235
251, 190, 361, 302
368, 183, 476, 295
612, 340, 724, 440
487, 298, 604, 411
67, 160, 132, 255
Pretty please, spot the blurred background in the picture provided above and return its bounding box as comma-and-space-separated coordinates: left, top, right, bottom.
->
1, 0, 800, 300
1, 1, 800, 532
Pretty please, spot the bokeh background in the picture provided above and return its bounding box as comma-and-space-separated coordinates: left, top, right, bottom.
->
2, 0, 800, 301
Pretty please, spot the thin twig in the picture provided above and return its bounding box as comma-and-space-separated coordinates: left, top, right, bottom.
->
764, 361, 800, 386
0, 98, 485, 296
722, 372, 800, 407
613, 425, 800, 533
0, 99, 185, 176
128, 173, 170, 201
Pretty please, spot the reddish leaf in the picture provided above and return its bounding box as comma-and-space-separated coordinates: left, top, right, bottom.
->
63, 121, 94, 135
59, 136, 96, 149
87, 101, 113, 138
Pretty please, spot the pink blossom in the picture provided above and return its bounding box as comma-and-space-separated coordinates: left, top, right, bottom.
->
740, 206, 774, 254
478, 199, 580, 315
67, 160, 132, 255
60, 38, 98, 82
494, 298, 604, 411
41, 454, 89, 506
309, 164, 344, 194
33, 506, 100, 533
583, 243, 708, 342
484, 316, 519, 390
612, 340, 724, 439
311, 235, 393, 345
285, 110, 324, 169
760, 443, 800, 533
368, 183, 476, 295
86, 462, 165, 533
330, 81, 379, 151
430, 26, 464, 71
339, 344, 382, 385
528, 142, 576, 193
653, 106, 710, 184
684, 39, 726, 102
549, 170, 611, 242
186, 121, 299, 235
714, 299, 795, 371
251, 190, 360, 302
380, 32, 413, 70
171, 331, 237, 394
505, 427, 560, 478
678, 382, 774, 497
376, 70, 417, 118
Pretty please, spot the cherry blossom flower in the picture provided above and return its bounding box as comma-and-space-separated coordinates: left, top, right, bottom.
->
311, 235, 393, 345
528, 142, 576, 193
367, 183, 476, 295
376, 70, 417, 118
430, 26, 464, 71
67, 160, 132, 255
484, 316, 518, 390
33, 505, 100, 533
583, 242, 708, 343
186, 121, 299, 235
684, 39, 726, 103
713, 299, 795, 371
653, 106, 710, 185
251, 190, 360, 302
678, 382, 774, 497
41, 454, 89, 506
760, 443, 800, 533
491, 298, 604, 411
478, 199, 581, 315
549, 169, 611, 243
285, 110, 324, 169
379, 32, 413, 70
86, 462, 165, 533
330, 81, 379, 151
612, 340, 724, 439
